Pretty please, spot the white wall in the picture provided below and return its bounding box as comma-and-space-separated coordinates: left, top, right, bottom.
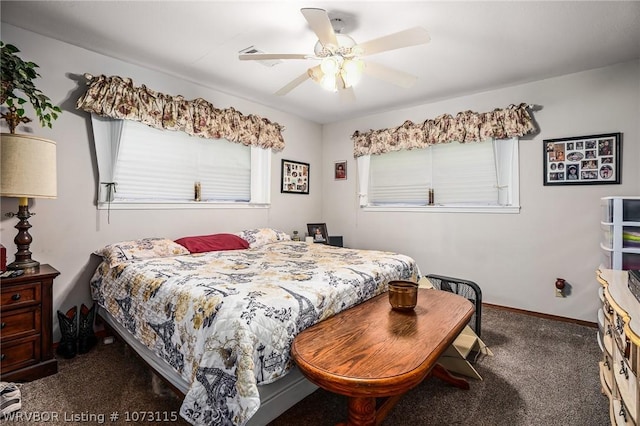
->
322, 60, 640, 322
0, 24, 323, 340
2, 24, 638, 342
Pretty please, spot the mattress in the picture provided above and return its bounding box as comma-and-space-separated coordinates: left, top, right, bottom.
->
90, 238, 418, 425
97, 306, 318, 426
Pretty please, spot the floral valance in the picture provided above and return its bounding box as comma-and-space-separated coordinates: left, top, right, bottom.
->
76, 74, 285, 151
351, 103, 536, 157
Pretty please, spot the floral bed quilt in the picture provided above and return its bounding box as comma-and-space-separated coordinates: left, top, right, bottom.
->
90, 238, 418, 426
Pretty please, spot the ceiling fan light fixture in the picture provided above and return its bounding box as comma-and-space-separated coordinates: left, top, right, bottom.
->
321, 77, 338, 92
315, 56, 363, 91
257, 9, 430, 97
314, 34, 357, 58
321, 73, 338, 92
307, 66, 324, 83
341, 58, 364, 87
320, 57, 340, 75
351, 45, 365, 56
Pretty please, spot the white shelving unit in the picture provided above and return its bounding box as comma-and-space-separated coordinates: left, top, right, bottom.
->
601, 196, 640, 270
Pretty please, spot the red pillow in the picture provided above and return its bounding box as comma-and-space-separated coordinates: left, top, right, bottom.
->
175, 233, 249, 254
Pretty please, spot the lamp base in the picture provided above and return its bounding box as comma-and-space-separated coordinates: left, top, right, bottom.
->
5, 202, 40, 275
7, 259, 40, 274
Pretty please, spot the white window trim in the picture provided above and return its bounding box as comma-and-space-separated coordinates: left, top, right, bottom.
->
361, 204, 520, 214
91, 114, 271, 210
357, 138, 521, 214
97, 201, 269, 210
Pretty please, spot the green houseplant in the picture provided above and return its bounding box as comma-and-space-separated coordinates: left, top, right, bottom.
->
1, 41, 61, 132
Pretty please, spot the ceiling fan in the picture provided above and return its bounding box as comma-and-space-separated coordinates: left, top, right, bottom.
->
239, 8, 430, 101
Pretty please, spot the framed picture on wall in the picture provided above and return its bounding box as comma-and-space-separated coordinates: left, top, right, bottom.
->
334, 161, 347, 180
543, 133, 621, 185
281, 159, 310, 194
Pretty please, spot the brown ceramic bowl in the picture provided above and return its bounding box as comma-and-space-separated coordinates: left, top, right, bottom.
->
388, 280, 418, 311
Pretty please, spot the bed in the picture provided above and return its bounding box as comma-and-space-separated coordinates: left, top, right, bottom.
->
90, 228, 419, 426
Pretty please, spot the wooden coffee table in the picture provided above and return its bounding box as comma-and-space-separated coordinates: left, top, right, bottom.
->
291, 288, 474, 426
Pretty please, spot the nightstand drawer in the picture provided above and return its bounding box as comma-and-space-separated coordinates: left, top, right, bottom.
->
0, 282, 41, 308
0, 334, 41, 373
1, 306, 41, 340
0, 265, 58, 381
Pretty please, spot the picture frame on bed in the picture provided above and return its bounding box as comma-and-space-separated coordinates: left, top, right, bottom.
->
543, 133, 621, 186
307, 223, 328, 243
281, 159, 310, 194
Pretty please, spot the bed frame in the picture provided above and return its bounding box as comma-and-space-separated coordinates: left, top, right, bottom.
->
97, 307, 318, 425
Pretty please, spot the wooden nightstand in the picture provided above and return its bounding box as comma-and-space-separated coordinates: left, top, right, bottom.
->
328, 236, 343, 247
1, 264, 59, 382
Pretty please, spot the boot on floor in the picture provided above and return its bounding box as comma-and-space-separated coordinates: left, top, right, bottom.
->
56, 306, 78, 359
78, 303, 97, 354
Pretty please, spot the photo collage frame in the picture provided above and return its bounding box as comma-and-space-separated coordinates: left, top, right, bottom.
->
281, 159, 310, 194
543, 133, 621, 185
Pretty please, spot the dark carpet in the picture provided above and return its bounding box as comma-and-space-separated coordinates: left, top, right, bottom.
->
3, 306, 608, 425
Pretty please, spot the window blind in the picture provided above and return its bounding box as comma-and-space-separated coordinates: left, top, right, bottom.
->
370, 149, 430, 205
369, 139, 500, 206
113, 120, 250, 202
431, 140, 497, 204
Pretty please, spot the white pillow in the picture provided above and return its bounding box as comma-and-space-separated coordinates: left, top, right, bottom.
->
94, 237, 189, 267
235, 228, 290, 248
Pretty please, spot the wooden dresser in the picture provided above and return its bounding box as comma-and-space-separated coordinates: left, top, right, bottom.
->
597, 268, 640, 425
1, 264, 59, 382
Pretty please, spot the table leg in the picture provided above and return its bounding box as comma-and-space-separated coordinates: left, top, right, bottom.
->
337, 396, 377, 426
374, 395, 404, 425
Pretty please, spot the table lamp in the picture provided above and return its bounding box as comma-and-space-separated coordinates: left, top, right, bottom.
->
1, 133, 57, 273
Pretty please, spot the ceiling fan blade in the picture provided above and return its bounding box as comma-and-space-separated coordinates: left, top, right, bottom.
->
301, 8, 338, 47
338, 85, 356, 103
239, 53, 309, 61
275, 70, 313, 96
356, 27, 430, 57
363, 61, 418, 88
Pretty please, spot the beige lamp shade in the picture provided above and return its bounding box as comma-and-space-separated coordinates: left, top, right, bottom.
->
1, 133, 57, 199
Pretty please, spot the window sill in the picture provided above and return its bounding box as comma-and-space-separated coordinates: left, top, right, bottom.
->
362, 204, 520, 214
97, 201, 269, 210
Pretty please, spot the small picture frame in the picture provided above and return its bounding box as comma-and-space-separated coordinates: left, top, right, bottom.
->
543, 133, 621, 185
307, 223, 328, 244
281, 159, 310, 194
334, 161, 347, 180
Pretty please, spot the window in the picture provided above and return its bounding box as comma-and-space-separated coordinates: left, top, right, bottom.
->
91, 116, 271, 208
359, 138, 519, 213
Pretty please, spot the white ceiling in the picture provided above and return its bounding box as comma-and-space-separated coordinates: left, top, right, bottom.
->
1, 1, 639, 124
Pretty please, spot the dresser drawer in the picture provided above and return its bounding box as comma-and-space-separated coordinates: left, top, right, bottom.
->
0, 306, 41, 341
0, 282, 41, 309
613, 342, 638, 424
0, 334, 41, 373
600, 360, 613, 395
602, 351, 614, 392
613, 311, 629, 351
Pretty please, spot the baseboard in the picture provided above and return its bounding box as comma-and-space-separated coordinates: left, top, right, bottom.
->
54, 305, 596, 352
483, 302, 597, 328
